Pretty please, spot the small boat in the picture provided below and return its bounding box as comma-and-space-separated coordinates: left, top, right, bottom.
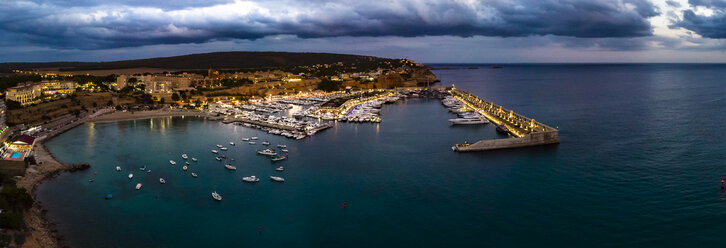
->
276, 166, 284, 171
211, 150, 218, 154
496, 125, 510, 134
105, 194, 113, 200
191, 173, 198, 178
277, 144, 287, 148
191, 157, 198, 162
88, 178, 95, 182
271, 156, 287, 162
257, 149, 277, 156
230, 142, 235, 146
251, 137, 258, 140
216, 144, 223, 148
262, 141, 270, 146
242, 176, 260, 182
147, 169, 151, 173
115, 166, 121, 171
212, 191, 222, 201
128, 172, 133, 179
139, 165, 146, 171
159, 178, 166, 184
249, 141, 256, 145
185, 161, 190, 165
183, 165, 189, 171
136, 183, 142, 190
225, 164, 237, 170
169, 160, 177, 165
281, 149, 289, 153
220, 147, 228, 151
270, 176, 285, 182
182, 154, 188, 160
215, 157, 222, 161
242, 138, 250, 141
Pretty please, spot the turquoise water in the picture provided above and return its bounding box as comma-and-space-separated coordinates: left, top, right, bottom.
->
10, 152, 22, 159
38, 64, 726, 247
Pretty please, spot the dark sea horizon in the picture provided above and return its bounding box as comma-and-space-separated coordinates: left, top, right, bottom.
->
38, 63, 726, 247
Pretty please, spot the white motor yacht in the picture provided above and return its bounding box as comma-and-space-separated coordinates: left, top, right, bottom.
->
183, 165, 188, 171
159, 178, 166, 184
257, 149, 277, 156
191, 158, 198, 162
135, 183, 142, 190
191, 173, 198, 178
212, 191, 222, 201
220, 147, 228, 151
449, 117, 490, 125
225, 164, 237, 170
276, 166, 284, 171
251, 137, 258, 140
262, 141, 270, 145
242, 176, 260, 182
229, 142, 235, 146
128, 172, 133, 179
270, 176, 285, 182
211, 150, 218, 154
242, 138, 250, 141
181, 154, 188, 160
116, 166, 121, 171
169, 160, 177, 165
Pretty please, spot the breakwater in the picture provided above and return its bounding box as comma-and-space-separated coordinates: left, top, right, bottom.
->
450, 87, 559, 151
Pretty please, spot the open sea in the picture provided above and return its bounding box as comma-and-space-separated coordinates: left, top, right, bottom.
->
38, 64, 726, 247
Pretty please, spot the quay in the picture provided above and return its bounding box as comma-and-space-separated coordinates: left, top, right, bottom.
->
449, 87, 559, 152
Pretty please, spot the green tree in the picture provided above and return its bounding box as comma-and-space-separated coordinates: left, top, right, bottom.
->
317, 78, 342, 92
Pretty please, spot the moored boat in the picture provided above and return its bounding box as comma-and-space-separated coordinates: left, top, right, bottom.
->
169, 160, 177, 165
257, 149, 277, 156
220, 147, 228, 151
136, 183, 142, 190
262, 141, 270, 146
449, 117, 490, 125
191, 173, 198, 178
212, 191, 222, 201
230, 142, 235, 146
191, 157, 198, 162
139, 165, 146, 171
242, 176, 260, 182
225, 164, 237, 170
271, 155, 287, 162
182, 154, 188, 160
249, 141, 256, 145
183, 165, 188, 171
115, 166, 121, 171
251, 137, 258, 140
159, 178, 166, 184
276, 166, 284, 171
270, 176, 285, 182
277, 144, 287, 148
211, 149, 219, 154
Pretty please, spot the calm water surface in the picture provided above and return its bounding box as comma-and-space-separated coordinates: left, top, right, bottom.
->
39, 64, 726, 247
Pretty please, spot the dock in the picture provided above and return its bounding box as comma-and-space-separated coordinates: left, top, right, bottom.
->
450, 87, 559, 152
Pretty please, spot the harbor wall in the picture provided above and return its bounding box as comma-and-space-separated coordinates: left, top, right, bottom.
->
455, 131, 559, 152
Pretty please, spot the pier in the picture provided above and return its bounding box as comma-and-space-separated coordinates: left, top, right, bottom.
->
450, 87, 559, 152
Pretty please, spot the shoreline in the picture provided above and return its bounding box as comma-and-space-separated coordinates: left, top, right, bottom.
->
15, 108, 207, 248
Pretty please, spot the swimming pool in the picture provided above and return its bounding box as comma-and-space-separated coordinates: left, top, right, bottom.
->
9, 152, 22, 159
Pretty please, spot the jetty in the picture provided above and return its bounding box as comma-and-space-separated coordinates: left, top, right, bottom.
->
449, 87, 559, 152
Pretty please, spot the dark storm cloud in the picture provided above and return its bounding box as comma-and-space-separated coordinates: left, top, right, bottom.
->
672, 0, 726, 38
0, 0, 659, 50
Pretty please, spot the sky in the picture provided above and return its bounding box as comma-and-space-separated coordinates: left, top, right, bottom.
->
1, 0, 726, 63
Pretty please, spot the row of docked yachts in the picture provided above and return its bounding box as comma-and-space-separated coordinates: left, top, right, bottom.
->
442, 95, 490, 125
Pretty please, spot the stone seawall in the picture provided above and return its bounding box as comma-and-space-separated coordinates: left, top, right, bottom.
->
454, 131, 559, 152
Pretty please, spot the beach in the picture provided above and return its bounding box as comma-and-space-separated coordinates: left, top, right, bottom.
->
16, 108, 206, 248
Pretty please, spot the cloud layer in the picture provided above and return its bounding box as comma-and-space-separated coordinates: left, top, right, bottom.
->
0, 0, 660, 50
672, 0, 726, 38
